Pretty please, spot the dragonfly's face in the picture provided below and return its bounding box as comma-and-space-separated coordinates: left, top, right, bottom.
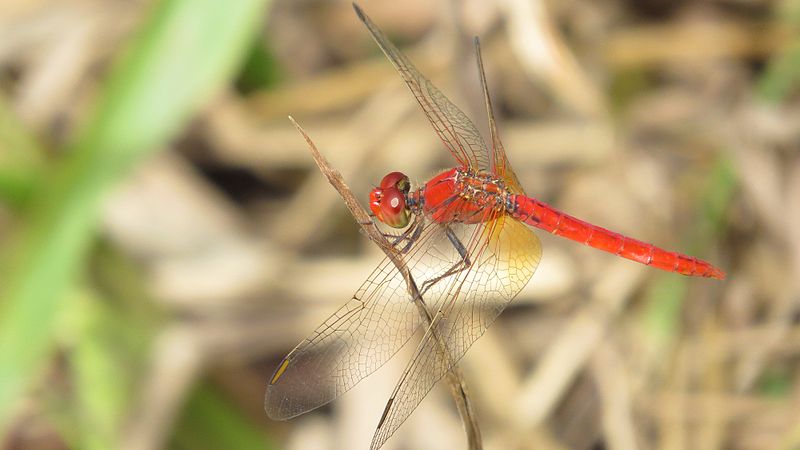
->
369, 171, 411, 228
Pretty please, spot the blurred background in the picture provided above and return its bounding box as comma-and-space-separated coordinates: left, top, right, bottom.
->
0, 0, 798, 449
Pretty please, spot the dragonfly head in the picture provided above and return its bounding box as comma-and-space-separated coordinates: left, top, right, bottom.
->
369, 172, 411, 228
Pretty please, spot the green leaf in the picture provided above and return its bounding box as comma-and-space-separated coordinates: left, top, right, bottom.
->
638, 156, 735, 360
757, 2, 800, 103
63, 290, 131, 450
0, 0, 270, 436
236, 39, 283, 94
0, 94, 45, 207
172, 381, 277, 450
58, 243, 161, 449
757, 41, 800, 103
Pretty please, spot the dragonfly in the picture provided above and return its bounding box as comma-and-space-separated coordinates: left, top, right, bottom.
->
266, 4, 726, 449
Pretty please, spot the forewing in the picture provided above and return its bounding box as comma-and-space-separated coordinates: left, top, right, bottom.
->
473, 37, 525, 194
353, 4, 491, 172
265, 216, 490, 420
370, 217, 542, 449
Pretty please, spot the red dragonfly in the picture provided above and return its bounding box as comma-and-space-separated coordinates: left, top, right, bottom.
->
266, 4, 725, 449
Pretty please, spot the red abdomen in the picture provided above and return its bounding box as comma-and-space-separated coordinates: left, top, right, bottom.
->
510, 195, 725, 279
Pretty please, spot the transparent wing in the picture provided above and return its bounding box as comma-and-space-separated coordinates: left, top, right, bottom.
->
353, 4, 491, 172
265, 215, 496, 420
370, 217, 541, 450
473, 37, 525, 194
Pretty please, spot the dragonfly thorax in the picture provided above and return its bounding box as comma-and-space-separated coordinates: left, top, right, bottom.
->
453, 168, 510, 206
419, 168, 511, 225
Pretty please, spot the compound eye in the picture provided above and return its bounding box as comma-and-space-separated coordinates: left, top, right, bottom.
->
368, 188, 383, 219
379, 172, 410, 194
378, 187, 410, 228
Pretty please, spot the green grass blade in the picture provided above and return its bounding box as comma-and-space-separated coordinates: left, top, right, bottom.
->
757, 1, 800, 103
758, 41, 800, 103
62, 289, 130, 450
638, 157, 736, 363
0, 0, 270, 436
59, 244, 161, 450
0, 94, 44, 207
172, 381, 277, 450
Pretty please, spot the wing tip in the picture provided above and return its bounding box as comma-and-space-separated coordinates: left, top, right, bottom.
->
263, 391, 287, 421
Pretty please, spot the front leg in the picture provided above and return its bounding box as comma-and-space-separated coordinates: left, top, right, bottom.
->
419, 224, 472, 297
385, 215, 423, 254
362, 214, 423, 254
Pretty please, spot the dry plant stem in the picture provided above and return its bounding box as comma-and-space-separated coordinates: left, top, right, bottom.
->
289, 116, 482, 450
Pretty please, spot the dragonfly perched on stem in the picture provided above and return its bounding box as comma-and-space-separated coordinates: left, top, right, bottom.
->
266, 4, 726, 449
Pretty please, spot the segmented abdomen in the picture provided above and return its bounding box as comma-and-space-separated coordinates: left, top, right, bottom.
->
510, 195, 725, 279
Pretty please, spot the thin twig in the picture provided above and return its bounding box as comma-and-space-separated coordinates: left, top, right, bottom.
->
289, 115, 482, 450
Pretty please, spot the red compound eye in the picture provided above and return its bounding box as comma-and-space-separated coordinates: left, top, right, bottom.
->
379, 172, 410, 193
369, 188, 383, 219
378, 187, 409, 228
368, 185, 410, 228
369, 172, 411, 228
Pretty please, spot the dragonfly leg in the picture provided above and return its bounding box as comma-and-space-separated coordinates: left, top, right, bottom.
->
419, 224, 472, 297
385, 214, 424, 254
360, 213, 421, 254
